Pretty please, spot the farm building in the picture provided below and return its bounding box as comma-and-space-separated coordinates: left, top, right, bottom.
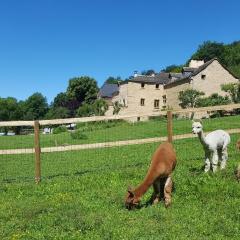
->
100, 58, 239, 116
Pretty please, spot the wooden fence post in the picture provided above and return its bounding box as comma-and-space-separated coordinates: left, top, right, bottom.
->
167, 111, 173, 143
34, 121, 41, 183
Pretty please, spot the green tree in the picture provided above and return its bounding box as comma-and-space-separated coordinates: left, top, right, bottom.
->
45, 106, 70, 119
221, 83, 240, 103
0, 97, 24, 135
0, 97, 23, 121
190, 41, 225, 62
93, 99, 108, 116
178, 89, 205, 108
105, 76, 122, 84
77, 103, 94, 117
52, 92, 77, 117
67, 76, 99, 105
23, 93, 48, 120
162, 65, 183, 73
77, 99, 108, 117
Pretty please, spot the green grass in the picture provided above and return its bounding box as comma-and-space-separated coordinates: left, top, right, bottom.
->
0, 115, 240, 150
0, 134, 240, 239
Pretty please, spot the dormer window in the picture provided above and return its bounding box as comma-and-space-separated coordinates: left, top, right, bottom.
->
141, 83, 145, 88
201, 74, 206, 80
156, 84, 159, 89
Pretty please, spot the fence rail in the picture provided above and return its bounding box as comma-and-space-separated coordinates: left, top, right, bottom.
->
1, 103, 240, 127
1, 103, 240, 183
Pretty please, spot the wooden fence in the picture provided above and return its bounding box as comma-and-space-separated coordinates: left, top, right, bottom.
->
1, 103, 240, 183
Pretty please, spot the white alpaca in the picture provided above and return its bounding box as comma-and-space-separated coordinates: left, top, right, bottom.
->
192, 121, 230, 172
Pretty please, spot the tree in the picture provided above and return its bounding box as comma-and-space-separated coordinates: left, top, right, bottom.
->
190, 41, 225, 63
0, 97, 23, 135
221, 83, 240, 103
178, 89, 205, 108
22, 92, 48, 120
162, 65, 183, 73
105, 76, 122, 84
93, 99, 108, 116
77, 103, 94, 117
52, 92, 77, 117
77, 99, 108, 117
0, 97, 23, 121
45, 106, 70, 119
67, 76, 99, 105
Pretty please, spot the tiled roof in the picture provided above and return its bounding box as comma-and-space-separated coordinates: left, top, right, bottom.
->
99, 83, 119, 98
129, 72, 170, 84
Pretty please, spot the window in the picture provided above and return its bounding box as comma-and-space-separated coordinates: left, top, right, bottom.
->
140, 98, 145, 106
141, 83, 145, 88
156, 84, 159, 89
163, 95, 167, 104
201, 74, 206, 80
154, 99, 160, 109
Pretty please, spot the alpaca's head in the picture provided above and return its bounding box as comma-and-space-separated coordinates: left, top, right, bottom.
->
192, 121, 203, 134
125, 188, 140, 210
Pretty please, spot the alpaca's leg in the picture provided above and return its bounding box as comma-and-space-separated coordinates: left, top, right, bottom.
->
204, 152, 211, 172
151, 179, 161, 204
164, 176, 173, 208
220, 148, 228, 170
212, 150, 218, 173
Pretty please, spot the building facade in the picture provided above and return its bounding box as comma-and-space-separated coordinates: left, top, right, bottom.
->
99, 58, 239, 116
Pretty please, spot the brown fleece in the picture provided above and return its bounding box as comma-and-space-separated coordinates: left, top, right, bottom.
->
125, 142, 177, 209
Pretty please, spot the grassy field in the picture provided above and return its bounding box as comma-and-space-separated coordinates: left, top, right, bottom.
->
0, 133, 240, 239
0, 115, 240, 150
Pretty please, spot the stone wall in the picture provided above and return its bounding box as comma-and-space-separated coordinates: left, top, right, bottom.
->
164, 79, 192, 110
192, 60, 239, 97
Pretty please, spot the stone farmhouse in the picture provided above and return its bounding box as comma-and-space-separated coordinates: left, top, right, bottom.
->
99, 58, 239, 117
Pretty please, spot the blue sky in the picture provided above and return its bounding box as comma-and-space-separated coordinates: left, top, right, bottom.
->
0, 0, 239, 103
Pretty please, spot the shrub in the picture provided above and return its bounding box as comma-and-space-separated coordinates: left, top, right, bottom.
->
76, 120, 124, 132
70, 130, 88, 140
52, 125, 67, 134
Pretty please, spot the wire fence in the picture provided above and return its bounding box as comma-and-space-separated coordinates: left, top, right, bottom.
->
0, 103, 240, 183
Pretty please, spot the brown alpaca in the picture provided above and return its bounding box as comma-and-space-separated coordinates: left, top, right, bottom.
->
125, 142, 177, 210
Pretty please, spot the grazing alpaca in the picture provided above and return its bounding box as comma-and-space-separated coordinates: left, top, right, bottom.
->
125, 142, 176, 210
192, 120, 230, 173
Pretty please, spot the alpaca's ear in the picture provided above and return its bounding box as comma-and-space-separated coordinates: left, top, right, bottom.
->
128, 190, 134, 197
127, 186, 134, 197
191, 120, 195, 123
199, 119, 203, 124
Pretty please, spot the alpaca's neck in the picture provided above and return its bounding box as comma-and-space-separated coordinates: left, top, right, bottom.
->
133, 174, 154, 198
197, 130, 207, 147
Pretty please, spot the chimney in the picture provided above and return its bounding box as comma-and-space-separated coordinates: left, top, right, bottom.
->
189, 60, 204, 68
133, 70, 138, 78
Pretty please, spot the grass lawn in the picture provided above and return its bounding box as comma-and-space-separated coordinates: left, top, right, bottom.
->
0, 115, 240, 150
0, 134, 240, 239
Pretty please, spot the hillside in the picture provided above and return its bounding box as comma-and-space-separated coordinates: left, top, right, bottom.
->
190, 41, 240, 78
164, 41, 240, 78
